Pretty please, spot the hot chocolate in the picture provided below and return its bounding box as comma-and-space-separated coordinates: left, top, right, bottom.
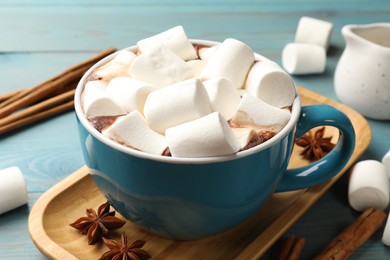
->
82, 26, 296, 158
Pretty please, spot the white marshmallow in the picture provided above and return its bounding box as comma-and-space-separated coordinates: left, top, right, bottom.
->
137, 26, 197, 60
144, 78, 212, 134
245, 61, 296, 108
103, 111, 167, 155
198, 45, 218, 62
106, 77, 154, 114
348, 160, 389, 212
92, 50, 136, 82
231, 127, 255, 149
186, 59, 206, 78
83, 80, 126, 119
0, 167, 28, 215
200, 38, 255, 89
231, 93, 291, 132
166, 112, 240, 158
295, 16, 333, 50
382, 149, 390, 178
203, 77, 241, 120
238, 89, 247, 97
282, 43, 326, 75
129, 45, 193, 88
382, 214, 390, 246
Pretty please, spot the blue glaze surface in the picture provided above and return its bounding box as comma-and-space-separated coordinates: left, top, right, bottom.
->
277, 105, 356, 191
76, 102, 354, 239
77, 117, 291, 239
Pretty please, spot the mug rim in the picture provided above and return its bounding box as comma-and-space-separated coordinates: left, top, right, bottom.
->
74, 39, 301, 164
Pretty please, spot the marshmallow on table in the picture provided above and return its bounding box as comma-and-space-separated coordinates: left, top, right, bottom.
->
166, 112, 241, 157
382, 149, 390, 178
92, 50, 136, 82
200, 38, 255, 89
137, 25, 197, 60
282, 43, 326, 75
244, 61, 296, 108
186, 59, 206, 78
129, 45, 193, 88
203, 77, 241, 120
198, 45, 218, 62
383, 213, 390, 246
0, 167, 27, 215
83, 80, 126, 119
144, 78, 212, 134
295, 16, 333, 50
231, 127, 255, 149
348, 160, 389, 212
106, 77, 154, 114
103, 111, 167, 155
231, 93, 291, 132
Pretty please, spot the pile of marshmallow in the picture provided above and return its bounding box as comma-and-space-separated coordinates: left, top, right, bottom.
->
82, 26, 296, 158
348, 151, 390, 246
282, 16, 333, 75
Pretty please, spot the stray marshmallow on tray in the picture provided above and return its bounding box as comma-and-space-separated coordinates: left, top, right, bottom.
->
90, 50, 136, 82
165, 112, 240, 157
83, 80, 126, 119
103, 111, 167, 155
137, 25, 197, 60
244, 61, 296, 108
106, 77, 154, 114
144, 78, 212, 134
203, 77, 241, 120
129, 45, 193, 88
231, 93, 291, 132
348, 160, 389, 212
200, 38, 255, 89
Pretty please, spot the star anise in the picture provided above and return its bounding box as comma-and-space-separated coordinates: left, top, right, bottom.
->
295, 126, 335, 162
100, 232, 151, 260
69, 201, 126, 245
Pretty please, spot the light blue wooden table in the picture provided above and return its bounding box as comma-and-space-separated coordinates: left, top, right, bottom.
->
0, 0, 389, 259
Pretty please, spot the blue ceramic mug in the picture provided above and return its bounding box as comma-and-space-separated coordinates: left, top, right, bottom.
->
74, 40, 356, 240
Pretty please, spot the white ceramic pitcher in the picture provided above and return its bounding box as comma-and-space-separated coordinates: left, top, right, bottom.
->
334, 23, 390, 120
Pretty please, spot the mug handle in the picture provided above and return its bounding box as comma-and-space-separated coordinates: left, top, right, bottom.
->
276, 104, 356, 192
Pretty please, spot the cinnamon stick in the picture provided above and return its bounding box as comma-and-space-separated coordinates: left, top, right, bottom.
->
0, 88, 31, 109
0, 88, 75, 127
0, 100, 74, 135
0, 89, 26, 104
0, 47, 116, 118
278, 236, 305, 260
314, 208, 387, 259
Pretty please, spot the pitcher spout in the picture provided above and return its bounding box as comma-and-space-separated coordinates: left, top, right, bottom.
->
342, 23, 390, 50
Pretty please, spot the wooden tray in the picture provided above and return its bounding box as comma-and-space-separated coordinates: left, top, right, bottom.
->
28, 87, 371, 260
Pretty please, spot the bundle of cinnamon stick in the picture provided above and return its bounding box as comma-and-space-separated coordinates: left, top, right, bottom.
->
0, 47, 116, 135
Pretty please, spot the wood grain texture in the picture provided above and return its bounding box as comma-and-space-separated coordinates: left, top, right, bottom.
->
28, 87, 371, 259
1, 1, 390, 259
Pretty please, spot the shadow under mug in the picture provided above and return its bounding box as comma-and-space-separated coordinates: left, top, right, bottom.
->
74, 41, 356, 240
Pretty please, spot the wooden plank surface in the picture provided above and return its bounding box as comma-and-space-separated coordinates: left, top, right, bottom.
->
0, 0, 390, 259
